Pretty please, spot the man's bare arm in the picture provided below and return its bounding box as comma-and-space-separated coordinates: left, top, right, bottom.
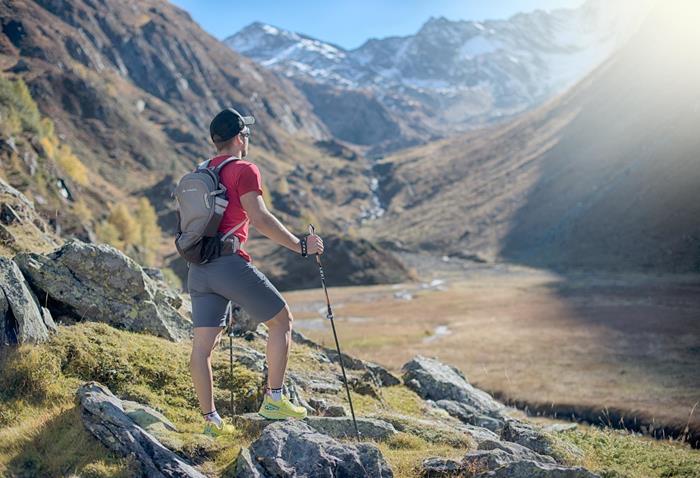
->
241, 191, 301, 253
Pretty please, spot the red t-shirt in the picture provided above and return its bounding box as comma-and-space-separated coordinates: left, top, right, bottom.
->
208, 155, 263, 262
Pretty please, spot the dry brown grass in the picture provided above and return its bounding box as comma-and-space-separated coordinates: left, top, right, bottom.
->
284, 265, 700, 439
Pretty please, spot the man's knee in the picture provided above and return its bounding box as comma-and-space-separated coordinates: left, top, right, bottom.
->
191, 330, 222, 361
267, 304, 293, 329
190, 345, 211, 362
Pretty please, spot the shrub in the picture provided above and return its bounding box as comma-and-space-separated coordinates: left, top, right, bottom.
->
55, 144, 89, 186
0, 346, 63, 402
108, 203, 139, 246
95, 220, 123, 249
38, 136, 56, 159
0, 108, 22, 136
72, 198, 94, 223
0, 76, 41, 134
134, 197, 161, 265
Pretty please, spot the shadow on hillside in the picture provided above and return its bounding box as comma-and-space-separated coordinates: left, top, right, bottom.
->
498, 0, 700, 274
6, 406, 134, 477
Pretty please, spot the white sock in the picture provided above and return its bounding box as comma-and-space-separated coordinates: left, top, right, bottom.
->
269, 387, 283, 402
203, 410, 222, 427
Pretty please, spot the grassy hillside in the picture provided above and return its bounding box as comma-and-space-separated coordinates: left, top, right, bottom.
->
0, 74, 171, 273
1, 321, 699, 477
0, 0, 376, 256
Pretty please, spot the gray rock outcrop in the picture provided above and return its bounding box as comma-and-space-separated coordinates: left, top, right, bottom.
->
232, 413, 397, 441
462, 449, 599, 477
502, 419, 570, 458
16, 240, 191, 341
0, 256, 50, 346
0, 178, 57, 247
403, 356, 582, 463
477, 438, 556, 464
436, 399, 504, 432
77, 382, 205, 478
234, 419, 393, 477
422, 448, 598, 478
402, 356, 504, 417
422, 457, 463, 478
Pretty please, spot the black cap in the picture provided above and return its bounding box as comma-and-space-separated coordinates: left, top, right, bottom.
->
209, 108, 255, 143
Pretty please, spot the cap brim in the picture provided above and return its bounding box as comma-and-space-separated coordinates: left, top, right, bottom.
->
241, 116, 255, 125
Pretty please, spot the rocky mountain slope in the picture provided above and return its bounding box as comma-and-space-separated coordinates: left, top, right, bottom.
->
365, 0, 700, 273
226, 0, 651, 153
0, 0, 381, 271
2, 240, 699, 476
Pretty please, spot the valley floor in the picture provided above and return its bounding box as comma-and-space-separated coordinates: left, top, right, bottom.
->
287, 256, 700, 447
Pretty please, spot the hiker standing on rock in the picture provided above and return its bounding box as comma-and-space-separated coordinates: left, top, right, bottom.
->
186, 108, 323, 436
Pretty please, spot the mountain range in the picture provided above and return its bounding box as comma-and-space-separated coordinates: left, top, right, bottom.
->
0, 0, 379, 272
364, 0, 700, 272
226, 0, 652, 154
1, 0, 698, 280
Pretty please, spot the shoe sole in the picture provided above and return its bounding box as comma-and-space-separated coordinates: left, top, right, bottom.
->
258, 410, 307, 420
203, 425, 235, 437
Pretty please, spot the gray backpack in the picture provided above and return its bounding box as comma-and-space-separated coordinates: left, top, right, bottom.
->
174, 157, 245, 264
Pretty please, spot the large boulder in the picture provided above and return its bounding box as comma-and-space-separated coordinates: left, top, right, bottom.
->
402, 356, 504, 417
402, 356, 579, 461
461, 449, 599, 478
436, 399, 504, 433
77, 382, 205, 478
422, 448, 599, 478
234, 419, 393, 477
477, 438, 556, 465
0, 178, 58, 248
0, 257, 50, 346
15, 240, 191, 341
232, 413, 397, 441
501, 420, 583, 463
422, 457, 463, 478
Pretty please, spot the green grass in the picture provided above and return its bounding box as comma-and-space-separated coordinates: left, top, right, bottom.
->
0, 406, 135, 478
558, 425, 700, 478
0, 322, 263, 477
0, 76, 41, 136
376, 432, 467, 478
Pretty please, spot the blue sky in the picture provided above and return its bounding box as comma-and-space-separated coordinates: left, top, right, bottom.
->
169, 0, 586, 50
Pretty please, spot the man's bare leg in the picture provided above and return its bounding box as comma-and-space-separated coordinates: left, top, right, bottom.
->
190, 327, 224, 414
265, 304, 293, 390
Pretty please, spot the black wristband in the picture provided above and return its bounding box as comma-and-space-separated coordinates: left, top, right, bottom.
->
300, 237, 308, 257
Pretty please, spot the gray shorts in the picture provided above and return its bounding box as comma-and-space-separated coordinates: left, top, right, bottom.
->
187, 253, 287, 328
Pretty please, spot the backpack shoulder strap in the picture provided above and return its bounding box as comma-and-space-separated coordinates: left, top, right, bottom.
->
197, 159, 212, 170
212, 156, 240, 176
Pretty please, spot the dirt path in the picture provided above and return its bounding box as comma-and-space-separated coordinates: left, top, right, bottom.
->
285, 256, 700, 445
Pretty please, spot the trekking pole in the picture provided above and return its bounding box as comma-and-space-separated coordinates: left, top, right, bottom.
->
308, 224, 360, 441
226, 301, 236, 416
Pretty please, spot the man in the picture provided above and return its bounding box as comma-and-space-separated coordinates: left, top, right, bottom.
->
188, 108, 324, 436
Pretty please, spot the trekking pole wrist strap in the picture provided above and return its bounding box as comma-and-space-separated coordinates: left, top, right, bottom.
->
299, 237, 308, 257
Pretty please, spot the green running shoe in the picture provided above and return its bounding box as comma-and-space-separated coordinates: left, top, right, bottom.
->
203, 418, 235, 437
258, 394, 308, 420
